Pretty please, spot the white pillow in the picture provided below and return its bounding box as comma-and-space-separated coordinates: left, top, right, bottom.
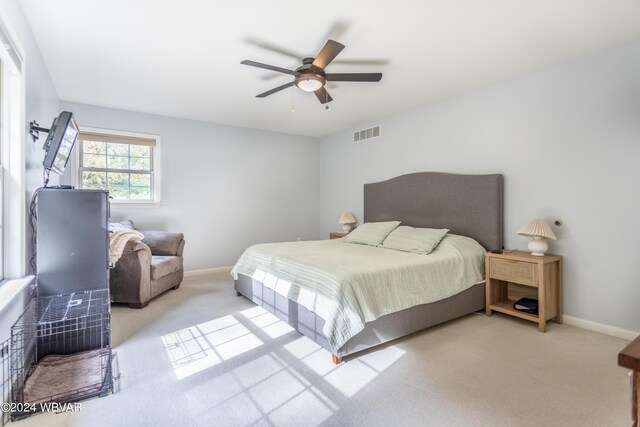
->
342, 221, 401, 246
380, 226, 449, 254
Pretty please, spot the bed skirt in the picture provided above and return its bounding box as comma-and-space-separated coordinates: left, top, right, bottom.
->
234, 274, 485, 359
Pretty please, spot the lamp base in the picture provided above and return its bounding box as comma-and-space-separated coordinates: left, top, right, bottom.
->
342, 224, 352, 233
528, 238, 548, 256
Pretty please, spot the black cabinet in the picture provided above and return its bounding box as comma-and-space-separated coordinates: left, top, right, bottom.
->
36, 188, 109, 296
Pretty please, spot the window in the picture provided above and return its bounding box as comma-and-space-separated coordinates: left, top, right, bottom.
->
77, 129, 161, 203
0, 65, 4, 281
0, 14, 26, 280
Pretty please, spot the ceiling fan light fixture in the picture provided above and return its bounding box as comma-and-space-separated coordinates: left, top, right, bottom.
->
295, 73, 325, 92
242, 39, 383, 104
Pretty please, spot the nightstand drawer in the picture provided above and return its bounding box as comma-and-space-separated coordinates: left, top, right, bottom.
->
490, 258, 536, 286
485, 251, 562, 332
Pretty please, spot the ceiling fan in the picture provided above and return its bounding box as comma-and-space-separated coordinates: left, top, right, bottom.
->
241, 40, 383, 104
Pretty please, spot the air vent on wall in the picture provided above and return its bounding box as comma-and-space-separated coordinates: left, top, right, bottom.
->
353, 125, 381, 143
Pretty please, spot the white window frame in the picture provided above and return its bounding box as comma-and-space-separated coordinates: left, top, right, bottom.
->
74, 126, 161, 206
0, 10, 26, 281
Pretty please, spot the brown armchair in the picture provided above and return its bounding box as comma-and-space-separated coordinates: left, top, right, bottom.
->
110, 229, 185, 308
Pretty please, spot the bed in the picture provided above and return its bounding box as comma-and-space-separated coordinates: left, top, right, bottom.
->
233, 172, 503, 363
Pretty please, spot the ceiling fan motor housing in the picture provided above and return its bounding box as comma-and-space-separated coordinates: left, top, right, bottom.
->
295, 73, 326, 92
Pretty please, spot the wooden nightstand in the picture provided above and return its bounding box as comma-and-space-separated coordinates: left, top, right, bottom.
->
618, 335, 640, 426
485, 251, 562, 332
330, 232, 348, 239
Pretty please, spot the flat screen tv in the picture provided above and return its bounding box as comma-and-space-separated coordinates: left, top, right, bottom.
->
42, 111, 79, 175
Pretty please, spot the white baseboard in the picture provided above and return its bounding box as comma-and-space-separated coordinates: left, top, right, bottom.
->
563, 315, 638, 341
184, 266, 232, 278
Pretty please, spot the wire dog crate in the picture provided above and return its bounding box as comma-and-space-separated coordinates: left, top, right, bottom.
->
1, 340, 10, 426
10, 289, 112, 419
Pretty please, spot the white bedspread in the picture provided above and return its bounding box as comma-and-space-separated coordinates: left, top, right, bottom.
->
231, 234, 485, 351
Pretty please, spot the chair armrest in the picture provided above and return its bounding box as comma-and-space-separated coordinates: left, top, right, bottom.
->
110, 240, 152, 305
130, 240, 152, 256
140, 230, 185, 256
116, 240, 151, 264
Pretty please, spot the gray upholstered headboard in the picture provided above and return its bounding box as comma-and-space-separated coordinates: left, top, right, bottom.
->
364, 172, 503, 250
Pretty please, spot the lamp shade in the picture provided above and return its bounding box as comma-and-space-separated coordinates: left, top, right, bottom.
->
338, 212, 357, 225
517, 218, 556, 240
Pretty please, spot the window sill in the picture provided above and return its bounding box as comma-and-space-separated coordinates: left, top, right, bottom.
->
0, 276, 34, 314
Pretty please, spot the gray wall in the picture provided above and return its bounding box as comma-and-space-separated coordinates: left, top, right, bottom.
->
2, 0, 61, 248
318, 40, 640, 333
61, 102, 320, 271
0, 0, 62, 192
0, 0, 60, 340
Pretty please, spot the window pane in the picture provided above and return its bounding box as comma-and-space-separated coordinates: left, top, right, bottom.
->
83, 140, 106, 154
83, 154, 106, 168
109, 186, 129, 199
130, 186, 151, 200
78, 133, 157, 202
130, 157, 150, 171
107, 172, 129, 187
107, 143, 129, 156
82, 171, 107, 188
107, 155, 129, 169
130, 145, 150, 157
130, 173, 150, 187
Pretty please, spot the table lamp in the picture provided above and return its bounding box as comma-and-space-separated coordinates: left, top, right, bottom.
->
517, 217, 556, 256
338, 212, 357, 233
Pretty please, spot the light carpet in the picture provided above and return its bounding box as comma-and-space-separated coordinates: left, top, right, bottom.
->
17, 270, 631, 426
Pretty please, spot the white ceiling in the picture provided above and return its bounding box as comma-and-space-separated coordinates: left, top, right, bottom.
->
19, 0, 640, 137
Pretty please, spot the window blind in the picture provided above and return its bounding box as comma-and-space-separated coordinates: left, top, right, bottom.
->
78, 132, 156, 147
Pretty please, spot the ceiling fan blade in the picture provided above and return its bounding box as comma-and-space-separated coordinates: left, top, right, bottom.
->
261, 70, 296, 81
256, 81, 294, 98
241, 60, 296, 76
325, 73, 383, 82
244, 37, 304, 60
314, 87, 333, 104
312, 40, 345, 69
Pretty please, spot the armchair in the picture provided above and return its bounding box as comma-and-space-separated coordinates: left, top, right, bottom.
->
110, 229, 185, 308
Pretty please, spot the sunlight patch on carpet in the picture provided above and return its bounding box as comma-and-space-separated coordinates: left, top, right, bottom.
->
162, 315, 263, 379
230, 351, 338, 426
283, 336, 406, 398
162, 298, 405, 424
